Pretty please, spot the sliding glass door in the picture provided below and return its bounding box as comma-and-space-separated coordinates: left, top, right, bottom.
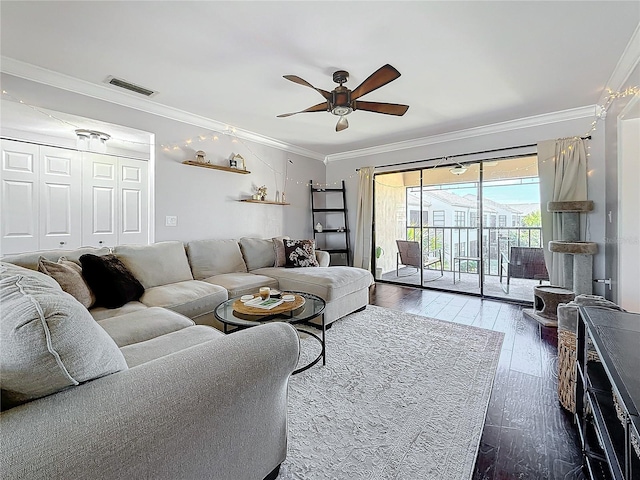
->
373, 156, 545, 302
373, 163, 481, 294
480, 156, 544, 301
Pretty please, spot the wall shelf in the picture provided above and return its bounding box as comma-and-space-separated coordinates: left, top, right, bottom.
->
239, 199, 290, 206
182, 160, 250, 174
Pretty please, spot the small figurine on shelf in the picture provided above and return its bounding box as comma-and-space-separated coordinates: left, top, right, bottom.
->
233, 154, 246, 170
257, 185, 268, 201
315, 222, 323, 232
195, 150, 207, 163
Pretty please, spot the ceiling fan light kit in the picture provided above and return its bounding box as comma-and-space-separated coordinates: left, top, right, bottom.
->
450, 165, 469, 176
277, 64, 409, 132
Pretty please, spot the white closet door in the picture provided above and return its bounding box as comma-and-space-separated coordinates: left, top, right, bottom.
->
82, 152, 118, 248
1, 139, 40, 254
118, 157, 149, 245
39, 146, 82, 250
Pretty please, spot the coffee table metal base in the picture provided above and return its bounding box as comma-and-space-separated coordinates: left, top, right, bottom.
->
222, 316, 325, 375
215, 292, 326, 375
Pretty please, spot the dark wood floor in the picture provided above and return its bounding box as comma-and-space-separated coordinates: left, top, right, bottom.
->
368, 283, 586, 480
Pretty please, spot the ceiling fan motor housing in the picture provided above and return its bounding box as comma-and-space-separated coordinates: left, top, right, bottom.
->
331, 85, 353, 116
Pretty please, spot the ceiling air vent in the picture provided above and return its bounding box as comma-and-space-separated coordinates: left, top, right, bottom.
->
105, 76, 156, 97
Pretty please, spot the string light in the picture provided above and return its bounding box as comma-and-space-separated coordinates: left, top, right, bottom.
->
584, 85, 639, 137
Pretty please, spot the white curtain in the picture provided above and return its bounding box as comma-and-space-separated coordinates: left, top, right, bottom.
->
537, 137, 588, 286
353, 167, 375, 271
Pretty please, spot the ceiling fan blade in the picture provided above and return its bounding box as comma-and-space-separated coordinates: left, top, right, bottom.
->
354, 101, 409, 116
283, 75, 331, 100
336, 116, 349, 132
277, 102, 328, 118
351, 64, 401, 100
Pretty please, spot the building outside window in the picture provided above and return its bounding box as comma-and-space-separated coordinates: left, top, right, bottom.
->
470, 212, 478, 227
454, 211, 466, 227
483, 213, 497, 227
409, 210, 429, 226
454, 242, 467, 257
498, 215, 507, 227
433, 210, 445, 227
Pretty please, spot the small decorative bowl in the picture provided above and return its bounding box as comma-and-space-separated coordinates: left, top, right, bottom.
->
240, 295, 254, 303
270, 289, 282, 298
282, 294, 295, 302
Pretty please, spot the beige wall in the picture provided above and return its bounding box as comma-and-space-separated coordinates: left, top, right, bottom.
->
0, 74, 325, 244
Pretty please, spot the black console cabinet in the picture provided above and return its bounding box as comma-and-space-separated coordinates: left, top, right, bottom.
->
576, 306, 640, 480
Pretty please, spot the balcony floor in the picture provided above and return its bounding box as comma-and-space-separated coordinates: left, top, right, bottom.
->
379, 267, 545, 302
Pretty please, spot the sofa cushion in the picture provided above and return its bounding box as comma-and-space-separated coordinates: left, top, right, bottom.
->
38, 256, 96, 309
120, 325, 223, 368
0, 265, 127, 408
252, 266, 374, 302
273, 237, 288, 267
80, 254, 145, 309
113, 241, 193, 289
97, 307, 194, 348
140, 280, 228, 319
284, 239, 319, 267
203, 272, 279, 297
186, 239, 247, 279
239, 237, 277, 271
90, 301, 149, 321
1, 246, 110, 270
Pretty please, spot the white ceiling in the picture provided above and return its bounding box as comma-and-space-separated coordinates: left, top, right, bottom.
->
1, 1, 639, 158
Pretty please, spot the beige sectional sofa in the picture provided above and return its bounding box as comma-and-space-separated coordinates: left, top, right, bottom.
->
2, 237, 373, 329
0, 237, 373, 479
0, 262, 299, 480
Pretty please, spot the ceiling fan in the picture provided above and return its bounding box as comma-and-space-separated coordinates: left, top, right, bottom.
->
277, 64, 409, 132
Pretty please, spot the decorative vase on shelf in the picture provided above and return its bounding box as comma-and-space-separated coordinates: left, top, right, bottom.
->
315, 223, 323, 232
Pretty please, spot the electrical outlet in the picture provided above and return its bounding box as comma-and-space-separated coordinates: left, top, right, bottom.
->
165, 216, 177, 227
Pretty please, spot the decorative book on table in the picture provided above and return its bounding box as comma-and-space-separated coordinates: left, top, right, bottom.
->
244, 297, 284, 310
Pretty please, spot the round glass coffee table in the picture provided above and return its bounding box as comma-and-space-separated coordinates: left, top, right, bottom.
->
214, 291, 326, 374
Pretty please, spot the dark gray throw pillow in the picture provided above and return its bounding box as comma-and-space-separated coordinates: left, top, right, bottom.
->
284, 239, 319, 268
79, 254, 144, 308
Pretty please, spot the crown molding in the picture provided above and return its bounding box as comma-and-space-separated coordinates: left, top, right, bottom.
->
324, 105, 595, 162
598, 22, 640, 106
0, 56, 325, 161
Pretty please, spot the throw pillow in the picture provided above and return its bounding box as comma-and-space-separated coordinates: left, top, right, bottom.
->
239, 237, 277, 271
0, 269, 127, 409
284, 239, 320, 268
272, 236, 290, 267
38, 256, 96, 309
79, 254, 145, 309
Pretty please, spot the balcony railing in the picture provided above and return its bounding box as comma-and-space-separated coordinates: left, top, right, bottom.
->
405, 226, 543, 276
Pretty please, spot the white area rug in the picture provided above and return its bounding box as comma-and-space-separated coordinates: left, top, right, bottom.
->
277, 305, 504, 480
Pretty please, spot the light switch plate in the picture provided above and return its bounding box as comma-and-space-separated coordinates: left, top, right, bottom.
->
165, 216, 177, 227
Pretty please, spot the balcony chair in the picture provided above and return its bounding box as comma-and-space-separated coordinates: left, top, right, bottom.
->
499, 246, 549, 294
395, 240, 443, 281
